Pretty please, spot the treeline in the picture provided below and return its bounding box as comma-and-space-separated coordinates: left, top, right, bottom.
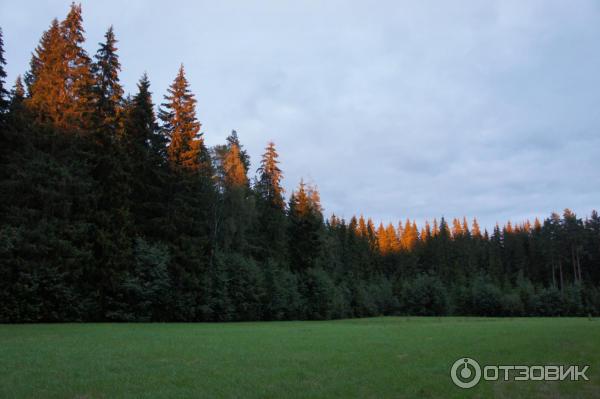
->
1, 5, 599, 322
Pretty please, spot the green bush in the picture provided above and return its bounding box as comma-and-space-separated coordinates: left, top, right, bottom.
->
400, 274, 448, 316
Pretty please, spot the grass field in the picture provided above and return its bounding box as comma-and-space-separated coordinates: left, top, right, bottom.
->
1, 317, 599, 398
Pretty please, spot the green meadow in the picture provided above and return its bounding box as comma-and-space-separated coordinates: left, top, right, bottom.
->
1, 317, 598, 398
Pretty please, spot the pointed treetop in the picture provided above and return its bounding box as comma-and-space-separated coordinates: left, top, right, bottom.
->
61, 3, 87, 57
222, 141, 248, 188
289, 179, 322, 218
10, 75, 25, 106
226, 130, 250, 171
358, 215, 368, 237
401, 219, 419, 250
159, 65, 206, 172
26, 2, 95, 130
122, 72, 158, 153
257, 141, 285, 209
62, 3, 84, 37
472, 218, 481, 238
462, 217, 470, 235
93, 24, 123, 130
13, 75, 24, 96
25, 18, 60, 92
25, 18, 69, 127
452, 218, 463, 237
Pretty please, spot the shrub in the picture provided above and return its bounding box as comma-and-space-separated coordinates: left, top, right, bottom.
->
400, 274, 448, 316
470, 276, 503, 316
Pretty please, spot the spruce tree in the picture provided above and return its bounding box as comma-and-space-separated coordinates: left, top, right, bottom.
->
386, 223, 400, 253
472, 218, 482, 238
25, 19, 66, 126
60, 2, 95, 130
3, 76, 27, 137
288, 181, 324, 272
11, 76, 25, 104
92, 26, 123, 132
226, 130, 250, 172
122, 74, 167, 238
26, 4, 95, 130
358, 216, 368, 237
256, 141, 285, 209
377, 223, 388, 254
159, 64, 208, 173
215, 132, 254, 254
123, 73, 161, 156
159, 65, 215, 319
222, 142, 248, 188
254, 141, 287, 261
401, 220, 419, 251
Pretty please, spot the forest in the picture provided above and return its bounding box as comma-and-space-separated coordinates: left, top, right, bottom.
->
1, 4, 599, 322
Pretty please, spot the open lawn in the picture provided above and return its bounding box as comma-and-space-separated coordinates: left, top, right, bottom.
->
1, 317, 599, 398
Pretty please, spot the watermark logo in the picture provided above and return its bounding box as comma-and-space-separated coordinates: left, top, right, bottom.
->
450, 357, 590, 389
451, 358, 482, 388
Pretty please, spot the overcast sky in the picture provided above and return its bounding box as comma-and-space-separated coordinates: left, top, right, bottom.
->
2, 1, 599, 230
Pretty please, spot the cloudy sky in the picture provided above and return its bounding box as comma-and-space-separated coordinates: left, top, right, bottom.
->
2, 1, 599, 229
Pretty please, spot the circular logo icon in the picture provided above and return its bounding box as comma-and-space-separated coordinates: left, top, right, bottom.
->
451, 357, 481, 389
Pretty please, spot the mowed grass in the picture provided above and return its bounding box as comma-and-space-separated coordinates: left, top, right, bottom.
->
1, 317, 599, 398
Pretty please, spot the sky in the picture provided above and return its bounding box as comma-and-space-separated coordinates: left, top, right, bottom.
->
2, 0, 599, 230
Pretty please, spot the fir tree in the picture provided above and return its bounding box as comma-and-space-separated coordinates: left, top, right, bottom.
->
122, 74, 167, 238
386, 223, 400, 253
123, 73, 161, 157
159, 64, 207, 173
92, 26, 123, 131
26, 4, 94, 130
472, 218, 482, 238
222, 142, 248, 189
377, 223, 387, 254
25, 19, 66, 126
4, 76, 27, 133
256, 141, 285, 209
254, 141, 287, 261
288, 181, 324, 272
215, 132, 254, 254
60, 2, 95, 129
226, 130, 250, 172
158, 66, 215, 319
358, 216, 368, 237
11, 76, 25, 104
401, 220, 419, 251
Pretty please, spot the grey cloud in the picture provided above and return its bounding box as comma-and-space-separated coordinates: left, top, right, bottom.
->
2, 0, 599, 229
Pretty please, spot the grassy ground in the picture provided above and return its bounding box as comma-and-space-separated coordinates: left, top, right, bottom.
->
0, 317, 598, 398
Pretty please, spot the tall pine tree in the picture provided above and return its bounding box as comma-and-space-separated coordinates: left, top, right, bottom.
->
25, 19, 66, 126
92, 26, 123, 132
159, 64, 208, 173
159, 65, 215, 320
255, 141, 287, 262
59, 2, 95, 130
122, 74, 167, 238
288, 181, 324, 272
26, 4, 95, 130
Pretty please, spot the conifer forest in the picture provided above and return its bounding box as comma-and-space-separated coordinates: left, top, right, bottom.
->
2, 4, 600, 323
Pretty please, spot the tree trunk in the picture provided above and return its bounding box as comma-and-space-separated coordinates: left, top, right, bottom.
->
551, 259, 556, 288
558, 259, 564, 294
576, 248, 582, 283
571, 246, 578, 284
